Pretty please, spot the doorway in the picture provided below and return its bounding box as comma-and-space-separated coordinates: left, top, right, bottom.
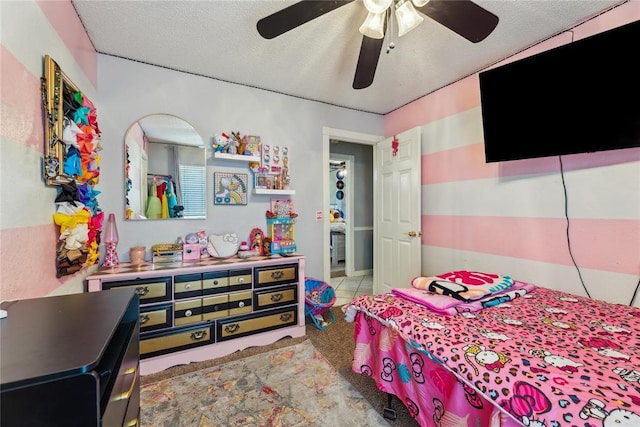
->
322, 127, 381, 284
329, 153, 353, 278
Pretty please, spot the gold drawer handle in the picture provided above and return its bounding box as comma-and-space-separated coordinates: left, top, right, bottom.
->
280, 313, 292, 322
125, 418, 139, 427
225, 323, 240, 334
190, 330, 208, 340
113, 367, 137, 401
270, 293, 283, 302
135, 286, 149, 296
270, 271, 284, 280
139, 314, 150, 324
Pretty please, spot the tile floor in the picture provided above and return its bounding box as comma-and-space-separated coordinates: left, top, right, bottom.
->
330, 273, 374, 307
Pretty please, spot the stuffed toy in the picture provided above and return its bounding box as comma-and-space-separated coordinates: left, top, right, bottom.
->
213, 133, 229, 152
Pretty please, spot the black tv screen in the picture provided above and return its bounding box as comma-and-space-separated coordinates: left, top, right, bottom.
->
479, 20, 640, 163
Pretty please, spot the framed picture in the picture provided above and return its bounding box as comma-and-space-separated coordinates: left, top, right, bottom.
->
214, 172, 248, 205
254, 173, 277, 190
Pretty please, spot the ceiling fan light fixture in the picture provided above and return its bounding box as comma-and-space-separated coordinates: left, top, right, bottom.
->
395, 0, 424, 37
410, 0, 431, 7
359, 11, 386, 39
363, 0, 393, 14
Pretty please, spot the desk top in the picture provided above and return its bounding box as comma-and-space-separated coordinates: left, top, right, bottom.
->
86, 254, 305, 280
0, 288, 136, 389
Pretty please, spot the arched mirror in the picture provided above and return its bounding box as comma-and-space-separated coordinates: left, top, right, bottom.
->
124, 114, 206, 220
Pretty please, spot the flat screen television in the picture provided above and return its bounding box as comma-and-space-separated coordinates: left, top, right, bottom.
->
479, 20, 640, 163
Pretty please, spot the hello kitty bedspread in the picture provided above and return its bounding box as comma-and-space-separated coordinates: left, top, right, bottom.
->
344, 286, 640, 427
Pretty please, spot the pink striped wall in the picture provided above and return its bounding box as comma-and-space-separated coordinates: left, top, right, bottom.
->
0, 47, 43, 152
36, 0, 98, 90
385, 2, 640, 284
0, 0, 97, 301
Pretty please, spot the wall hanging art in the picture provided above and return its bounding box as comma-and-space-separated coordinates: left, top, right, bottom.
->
214, 172, 248, 205
43, 55, 103, 276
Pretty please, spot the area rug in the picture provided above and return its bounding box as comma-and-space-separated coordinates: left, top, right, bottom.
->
140, 339, 389, 426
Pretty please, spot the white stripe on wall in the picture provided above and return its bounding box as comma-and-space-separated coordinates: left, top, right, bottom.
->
422, 246, 640, 307
422, 159, 639, 219
0, 136, 59, 229
421, 107, 483, 154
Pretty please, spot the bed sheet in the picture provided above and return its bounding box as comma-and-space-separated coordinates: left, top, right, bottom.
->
353, 310, 520, 427
345, 286, 640, 427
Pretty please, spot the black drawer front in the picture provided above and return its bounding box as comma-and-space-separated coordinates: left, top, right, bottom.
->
103, 277, 171, 304
140, 323, 214, 359
217, 306, 297, 342
253, 284, 298, 310
254, 264, 298, 288
139, 303, 172, 332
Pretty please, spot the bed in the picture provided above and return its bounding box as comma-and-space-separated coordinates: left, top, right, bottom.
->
343, 270, 640, 427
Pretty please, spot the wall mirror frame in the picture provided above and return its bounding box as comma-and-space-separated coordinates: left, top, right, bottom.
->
124, 114, 207, 221
42, 55, 96, 186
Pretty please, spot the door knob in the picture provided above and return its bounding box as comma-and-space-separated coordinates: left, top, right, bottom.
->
403, 231, 422, 237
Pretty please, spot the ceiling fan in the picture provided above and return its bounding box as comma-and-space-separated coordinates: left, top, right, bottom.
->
257, 0, 499, 89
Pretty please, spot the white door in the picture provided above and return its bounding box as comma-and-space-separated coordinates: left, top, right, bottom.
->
374, 127, 422, 294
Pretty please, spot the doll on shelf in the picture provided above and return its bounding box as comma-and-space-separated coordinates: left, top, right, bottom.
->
250, 227, 265, 256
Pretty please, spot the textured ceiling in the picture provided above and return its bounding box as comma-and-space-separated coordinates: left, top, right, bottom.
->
72, 0, 627, 115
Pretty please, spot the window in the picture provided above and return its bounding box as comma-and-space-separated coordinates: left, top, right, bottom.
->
178, 164, 206, 218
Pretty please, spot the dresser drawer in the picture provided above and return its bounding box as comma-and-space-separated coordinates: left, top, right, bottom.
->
254, 264, 298, 288
202, 294, 229, 320
175, 273, 202, 299
103, 277, 171, 304
228, 291, 252, 316
101, 319, 139, 427
229, 269, 252, 292
217, 306, 297, 341
203, 271, 229, 295
140, 324, 214, 359
254, 285, 297, 310
139, 303, 172, 332
174, 299, 203, 326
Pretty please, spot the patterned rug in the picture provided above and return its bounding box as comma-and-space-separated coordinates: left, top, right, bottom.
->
140, 340, 389, 426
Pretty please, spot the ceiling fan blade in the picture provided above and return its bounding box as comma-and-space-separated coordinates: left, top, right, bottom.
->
417, 0, 498, 43
353, 35, 385, 90
257, 0, 355, 39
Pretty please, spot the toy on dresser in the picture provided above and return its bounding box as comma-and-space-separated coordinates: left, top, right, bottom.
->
265, 198, 297, 255
207, 232, 239, 258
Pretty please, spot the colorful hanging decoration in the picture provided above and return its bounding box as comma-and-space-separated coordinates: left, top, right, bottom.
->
43, 56, 103, 277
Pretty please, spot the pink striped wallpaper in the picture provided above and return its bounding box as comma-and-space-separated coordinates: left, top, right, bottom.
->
1, 1, 97, 301
385, 2, 640, 287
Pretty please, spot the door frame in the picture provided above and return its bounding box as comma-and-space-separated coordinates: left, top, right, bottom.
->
322, 127, 382, 283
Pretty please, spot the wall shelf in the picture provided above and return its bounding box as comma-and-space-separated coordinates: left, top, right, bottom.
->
253, 189, 296, 195
213, 152, 260, 163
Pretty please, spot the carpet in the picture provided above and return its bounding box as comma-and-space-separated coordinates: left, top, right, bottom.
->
140, 339, 389, 426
